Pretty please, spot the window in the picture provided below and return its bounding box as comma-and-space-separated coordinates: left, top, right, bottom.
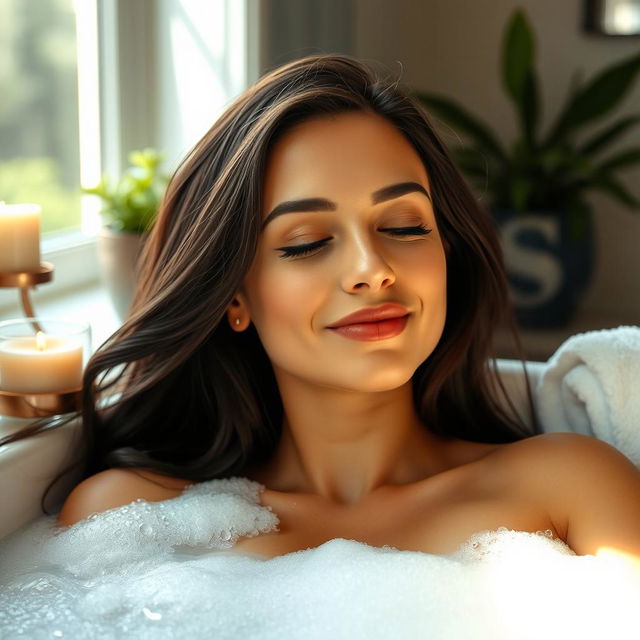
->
0, 0, 255, 315
0, 0, 85, 235
0, 0, 100, 313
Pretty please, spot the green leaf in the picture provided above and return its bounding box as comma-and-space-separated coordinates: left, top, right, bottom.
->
579, 115, 640, 156
501, 9, 540, 148
81, 148, 167, 230
413, 91, 506, 162
81, 185, 103, 197
129, 148, 165, 171
509, 176, 534, 211
596, 147, 640, 172
502, 9, 535, 103
520, 70, 540, 148
81, 174, 110, 199
590, 173, 640, 209
546, 51, 640, 146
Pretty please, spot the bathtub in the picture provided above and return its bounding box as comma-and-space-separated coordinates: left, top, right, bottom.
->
4, 357, 640, 640
0, 358, 544, 542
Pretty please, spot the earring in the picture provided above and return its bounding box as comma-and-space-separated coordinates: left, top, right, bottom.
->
235, 318, 240, 326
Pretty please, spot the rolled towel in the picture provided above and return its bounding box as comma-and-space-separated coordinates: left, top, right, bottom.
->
535, 325, 640, 468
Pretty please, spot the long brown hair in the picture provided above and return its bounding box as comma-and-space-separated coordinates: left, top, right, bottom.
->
1, 54, 538, 515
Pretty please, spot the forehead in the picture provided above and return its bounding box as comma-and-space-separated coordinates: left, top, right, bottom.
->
261, 111, 430, 212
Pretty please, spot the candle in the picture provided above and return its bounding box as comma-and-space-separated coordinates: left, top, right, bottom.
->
0, 202, 42, 273
0, 331, 83, 393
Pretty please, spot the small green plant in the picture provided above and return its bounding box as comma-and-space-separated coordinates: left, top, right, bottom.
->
82, 148, 169, 233
413, 8, 640, 223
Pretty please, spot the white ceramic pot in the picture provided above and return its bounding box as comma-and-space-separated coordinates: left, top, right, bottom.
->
96, 227, 148, 321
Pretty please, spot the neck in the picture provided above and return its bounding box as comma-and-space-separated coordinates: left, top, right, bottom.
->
245, 371, 454, 506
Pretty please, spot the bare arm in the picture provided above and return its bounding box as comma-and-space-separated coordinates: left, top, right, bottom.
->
532, 433, 640, 568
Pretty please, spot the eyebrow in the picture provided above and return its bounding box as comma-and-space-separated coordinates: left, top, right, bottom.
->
261, 181, 432, 230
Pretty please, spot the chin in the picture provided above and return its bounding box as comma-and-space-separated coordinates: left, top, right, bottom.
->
341, 370, 415, 393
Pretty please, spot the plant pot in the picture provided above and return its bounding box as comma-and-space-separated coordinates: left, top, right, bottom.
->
96, 227, 148, 322
492, 207, 595, 329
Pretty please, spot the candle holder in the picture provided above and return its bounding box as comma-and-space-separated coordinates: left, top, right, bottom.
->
0, 262, 54, 333
0, 318, 90, 418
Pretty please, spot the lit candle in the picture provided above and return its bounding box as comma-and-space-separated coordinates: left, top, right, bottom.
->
0, 331, 83, 393
0, 201, 42, 273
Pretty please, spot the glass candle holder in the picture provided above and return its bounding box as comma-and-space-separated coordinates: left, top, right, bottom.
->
0, 318, 91, 397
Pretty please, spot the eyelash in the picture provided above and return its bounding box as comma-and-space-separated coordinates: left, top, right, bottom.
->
277, 225, 433, 259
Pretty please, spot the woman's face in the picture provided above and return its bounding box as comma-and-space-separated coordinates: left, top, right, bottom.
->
236, 110, 448, 393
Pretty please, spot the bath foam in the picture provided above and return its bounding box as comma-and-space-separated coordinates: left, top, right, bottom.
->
0, 477, 279, 580
0, 476, 638, 640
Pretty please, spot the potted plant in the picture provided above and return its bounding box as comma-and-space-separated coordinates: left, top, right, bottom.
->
413, 8, 640, 328
83, 148, 169, 321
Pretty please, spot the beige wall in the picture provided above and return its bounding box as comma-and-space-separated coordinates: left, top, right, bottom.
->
354, 0, 640, 322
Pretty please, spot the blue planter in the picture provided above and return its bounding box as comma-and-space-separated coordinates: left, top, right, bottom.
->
492, 207, 595, 329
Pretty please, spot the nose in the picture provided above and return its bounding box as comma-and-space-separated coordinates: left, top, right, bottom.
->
339, 232, 396, 293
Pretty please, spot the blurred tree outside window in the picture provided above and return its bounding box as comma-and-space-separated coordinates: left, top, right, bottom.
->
0, 0, 82, 235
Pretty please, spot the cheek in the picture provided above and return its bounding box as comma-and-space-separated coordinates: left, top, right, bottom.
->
411, 246, 447, 328
408, 242, 447, 289
252, 262, 324, 328
247, 265, 328, 371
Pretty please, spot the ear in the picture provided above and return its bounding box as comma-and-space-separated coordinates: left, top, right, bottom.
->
226, 291, 252, 330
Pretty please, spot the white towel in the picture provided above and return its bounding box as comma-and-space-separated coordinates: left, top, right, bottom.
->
535, 325, 640, 468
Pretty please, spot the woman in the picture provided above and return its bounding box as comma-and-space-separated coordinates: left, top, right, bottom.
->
50, 54, 640, 563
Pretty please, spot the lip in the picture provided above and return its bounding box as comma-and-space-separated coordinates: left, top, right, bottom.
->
328, 315, 410, 341
327, 303, 410, 328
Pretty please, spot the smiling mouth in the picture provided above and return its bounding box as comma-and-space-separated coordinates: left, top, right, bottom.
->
327, 314, 410, 341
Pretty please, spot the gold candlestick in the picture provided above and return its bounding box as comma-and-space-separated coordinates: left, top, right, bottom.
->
0, 261, 54, 333
0, 388, 82, 418
0, 263, 84, 418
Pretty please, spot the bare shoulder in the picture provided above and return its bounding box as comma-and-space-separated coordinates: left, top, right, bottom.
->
495, 431, 635, 471
489, 432, 640, 547
489, 432, 627, 485
56, 468, 193, 529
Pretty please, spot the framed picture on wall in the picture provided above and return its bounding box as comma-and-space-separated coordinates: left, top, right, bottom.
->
584, 0, 640, 35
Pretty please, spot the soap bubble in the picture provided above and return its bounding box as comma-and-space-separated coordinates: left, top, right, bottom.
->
0, 479, 638, 639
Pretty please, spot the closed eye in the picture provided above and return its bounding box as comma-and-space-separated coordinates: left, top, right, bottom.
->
276, 225, 432, 260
